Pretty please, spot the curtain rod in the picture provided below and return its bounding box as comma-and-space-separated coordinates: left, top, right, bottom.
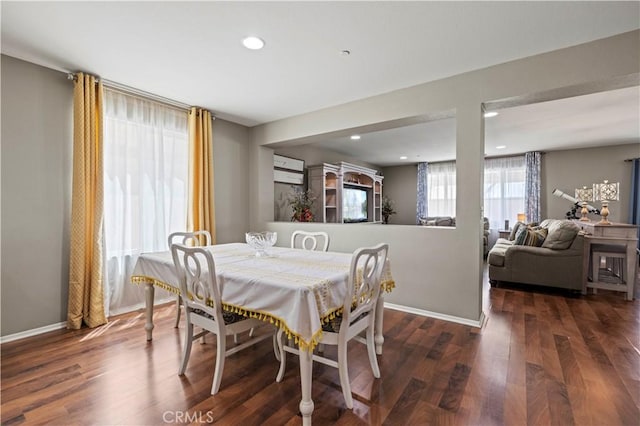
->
67, 73, 215, 118
624, 158, 639, 162
484, 151, 545, 160
414, 151, 540, 165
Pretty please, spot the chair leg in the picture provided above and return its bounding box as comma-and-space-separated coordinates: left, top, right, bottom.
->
273, 332, 281, 361
178, 319, 193, 375
275, 329, 287, 382
337, 339, 353, 409
174, 295, 182, 328
211, 332, 226, 395
366, 324, 381, 378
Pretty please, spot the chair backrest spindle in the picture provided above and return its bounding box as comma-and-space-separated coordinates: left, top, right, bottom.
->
291, 230, 330, 252
168, 230, 212, 249
171, 244, 222, 324
342, 243, 388, 327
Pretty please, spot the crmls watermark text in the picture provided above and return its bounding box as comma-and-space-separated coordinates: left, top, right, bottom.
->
162, 411, 215, 423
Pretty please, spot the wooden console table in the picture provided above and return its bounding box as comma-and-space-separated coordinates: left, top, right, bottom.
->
575, 221, 638, 300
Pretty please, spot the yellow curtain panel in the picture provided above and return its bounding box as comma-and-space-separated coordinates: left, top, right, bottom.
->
67, 73, 107, 329
187, 107, 216, 244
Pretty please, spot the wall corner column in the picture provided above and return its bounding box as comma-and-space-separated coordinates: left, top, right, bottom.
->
455, 101, 485, 322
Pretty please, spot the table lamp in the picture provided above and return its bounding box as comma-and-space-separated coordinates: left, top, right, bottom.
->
517, 213, 526, 223
594, 180, 619, 225
575, 186, 594, 222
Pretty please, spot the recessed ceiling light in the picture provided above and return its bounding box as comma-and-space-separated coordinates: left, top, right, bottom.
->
400, 156, 408, 160
242, 36, 265, 50
484, 111, 499, 118
496, 145, 507, 149
350, 135, 361, 140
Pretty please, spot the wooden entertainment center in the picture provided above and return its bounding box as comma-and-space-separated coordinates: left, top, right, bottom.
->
307, 162, 383, 223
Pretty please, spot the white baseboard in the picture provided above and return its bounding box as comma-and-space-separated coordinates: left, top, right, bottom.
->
384, 302, 486, 328
0, 298, 175, 345
0, 321, 67, 344
2, 300, 484, 344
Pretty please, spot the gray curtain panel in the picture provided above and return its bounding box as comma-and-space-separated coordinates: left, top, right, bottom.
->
524, 151, 542, 223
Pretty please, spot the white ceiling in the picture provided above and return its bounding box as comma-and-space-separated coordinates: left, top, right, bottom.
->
306, 85, 640, 167
2, 2, 639, 165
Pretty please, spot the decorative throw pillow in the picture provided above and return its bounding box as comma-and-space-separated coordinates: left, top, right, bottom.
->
514, 226, 548, 247
541, 220, 580, 249
539, 219, 554, 229
509, 221, 525, 240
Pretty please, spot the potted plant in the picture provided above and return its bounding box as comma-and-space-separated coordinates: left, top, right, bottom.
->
381, 196, 396, 224
288, 187, 316, 222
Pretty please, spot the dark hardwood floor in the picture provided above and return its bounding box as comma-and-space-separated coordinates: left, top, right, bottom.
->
2, 274, 639, 425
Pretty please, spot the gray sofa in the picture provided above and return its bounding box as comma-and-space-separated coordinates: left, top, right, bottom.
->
488, 219, 584, 291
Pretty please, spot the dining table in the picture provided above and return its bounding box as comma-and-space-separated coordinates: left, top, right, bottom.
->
131, 242, 394, 425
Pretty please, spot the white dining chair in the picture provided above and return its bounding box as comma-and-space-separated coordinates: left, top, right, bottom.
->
171, 244, 274, 395
275, 242, 389, 409
290, 230, 330, 251
290, 230, 331, 352
168, 231, 212, 328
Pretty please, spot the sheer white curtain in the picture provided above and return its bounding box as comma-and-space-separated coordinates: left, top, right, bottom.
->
427, 161, 456, 217
103, 89, 189, 315
484, 156, 526, 230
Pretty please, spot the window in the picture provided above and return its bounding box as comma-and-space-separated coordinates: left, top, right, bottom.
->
427, 161, 457, 217
103, 89, 189, 315
483, 156, 525, 229
420, 156, 525, 227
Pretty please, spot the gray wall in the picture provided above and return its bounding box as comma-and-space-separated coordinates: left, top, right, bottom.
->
273, 144, 381, 222
274, 144, 378, 170
380, 164, 418, 225
251, 31, 640, 324
1, 55, 73, 335
1, 55, 252, 336
212, 119, 251, 243
544, 143, 639, 222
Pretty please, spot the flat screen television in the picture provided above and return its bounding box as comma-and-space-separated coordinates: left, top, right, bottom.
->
342, 187, 368, 223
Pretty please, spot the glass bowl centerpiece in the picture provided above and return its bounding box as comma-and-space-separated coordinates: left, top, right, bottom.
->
245, 231, 277, 257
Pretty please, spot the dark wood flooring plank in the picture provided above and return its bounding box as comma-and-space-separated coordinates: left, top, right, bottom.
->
553, 334, 585, 388
382, 377, 426, 426
526, 362, 551, 425
426, 331, 453, 360
524, 312, 543, 366
503, 382, 526, 426
478, 356, 507, 426
2, 277, 639, 426
438, 362, 471, 412
507, 307, 527, 387
545, 378, 575, 425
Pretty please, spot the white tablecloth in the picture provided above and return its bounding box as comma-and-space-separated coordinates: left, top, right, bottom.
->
132, 243, 394, 350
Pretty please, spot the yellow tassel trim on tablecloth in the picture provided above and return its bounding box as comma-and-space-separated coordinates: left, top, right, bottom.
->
132, 274, 394, 351
220, 301, 337, 352
131, 275, 180, 295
